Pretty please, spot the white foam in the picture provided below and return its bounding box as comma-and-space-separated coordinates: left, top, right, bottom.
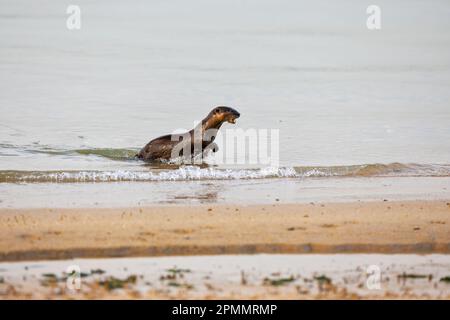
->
4, 163, 450, 183
14, 166, 300, 183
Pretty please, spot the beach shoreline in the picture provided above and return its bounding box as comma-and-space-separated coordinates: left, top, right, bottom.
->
1, 200, 449, 262
1, 254, 450, 299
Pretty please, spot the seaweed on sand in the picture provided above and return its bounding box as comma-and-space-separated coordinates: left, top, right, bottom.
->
90, 269, 106, 275
160, 267, 191, 281
263, 275, 296, 286
397, 273, 431, 280
314, 275, 332, 285
98, 275, 137, 291
167, 281, 194, 289
166, 267, 191, 274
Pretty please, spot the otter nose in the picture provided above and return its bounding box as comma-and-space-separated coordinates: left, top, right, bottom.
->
233, 110, 240, 118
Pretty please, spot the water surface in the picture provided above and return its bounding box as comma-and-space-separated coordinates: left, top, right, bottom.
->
1, 0, 450, 206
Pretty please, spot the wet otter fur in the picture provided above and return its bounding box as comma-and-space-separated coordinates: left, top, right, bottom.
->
137, 106, 240, 162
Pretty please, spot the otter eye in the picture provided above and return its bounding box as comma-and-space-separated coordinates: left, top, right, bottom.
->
214, 108, 220, 114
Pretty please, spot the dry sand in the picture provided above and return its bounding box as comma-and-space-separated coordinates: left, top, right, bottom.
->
1, 200, 449, 262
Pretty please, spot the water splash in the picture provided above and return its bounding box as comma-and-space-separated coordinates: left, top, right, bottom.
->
0, 166, 297, 183
0, 163, 449, 183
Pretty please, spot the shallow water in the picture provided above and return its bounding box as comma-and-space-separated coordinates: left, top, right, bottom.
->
1, 0, 450, 203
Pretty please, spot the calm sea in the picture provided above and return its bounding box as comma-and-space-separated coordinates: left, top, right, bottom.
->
1, 0, 450, 206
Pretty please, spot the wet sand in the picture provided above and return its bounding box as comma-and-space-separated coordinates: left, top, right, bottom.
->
1, 254, 449, 299
1, 200, 449, 262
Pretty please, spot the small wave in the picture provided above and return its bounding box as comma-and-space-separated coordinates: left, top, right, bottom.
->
0, 163, 449, 183
0, 166, 298, 183
294, 163, 450, 178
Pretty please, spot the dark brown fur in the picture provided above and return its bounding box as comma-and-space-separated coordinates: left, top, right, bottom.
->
137, 106, 240, 162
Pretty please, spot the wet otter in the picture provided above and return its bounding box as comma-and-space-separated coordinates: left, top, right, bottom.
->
137, 106, 240, 162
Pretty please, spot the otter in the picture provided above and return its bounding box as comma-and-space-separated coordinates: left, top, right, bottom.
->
137, 106, 240, 162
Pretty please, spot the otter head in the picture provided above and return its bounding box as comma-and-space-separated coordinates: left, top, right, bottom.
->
209, 106, 240, 125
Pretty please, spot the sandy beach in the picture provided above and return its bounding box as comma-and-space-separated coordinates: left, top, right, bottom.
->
1, 254, 449, 299
1, 199, 449, 299
1, 0, 450, 304
1, 200, 449, 262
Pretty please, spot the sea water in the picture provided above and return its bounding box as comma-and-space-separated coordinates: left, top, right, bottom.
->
1, 0, 450, 206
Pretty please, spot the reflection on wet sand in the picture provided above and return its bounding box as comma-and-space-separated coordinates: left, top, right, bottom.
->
1, 254, 449, 299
